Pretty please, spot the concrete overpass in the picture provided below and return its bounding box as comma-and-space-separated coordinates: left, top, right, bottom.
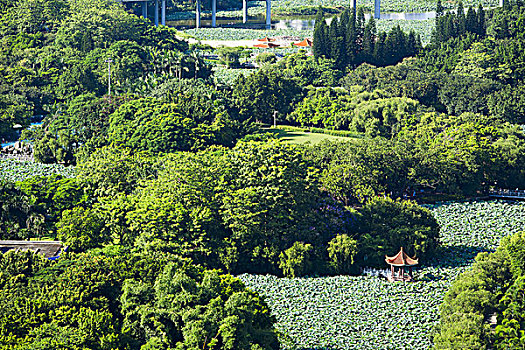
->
118, 0, 167, 26
119, 0, 383, 29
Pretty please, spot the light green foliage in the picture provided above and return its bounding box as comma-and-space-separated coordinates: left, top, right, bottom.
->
77, 146, 159, 197
106, 96, 235, 153
287, 86, 419, 137
213, 67, 252, 86
0, 249, 279, 349
255, 52, 277, 66
311, 138, 414, 204
272, 51, 343, 87
435, 230, 525, 349
279, 242, 313, 277
91, 140, 330, 275
327, 234, 358, 274
217, 47, 243, 68
120, 263, 279, 349
56, 207, 107, 252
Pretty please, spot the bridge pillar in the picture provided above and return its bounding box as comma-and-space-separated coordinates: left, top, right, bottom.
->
141, 1, 147, 19
155, 0, 159, 26
374, 0, 380, 19
212, 0, 217, 27
243, 0, 248, 23
161, 0, 166, 25
196, 0, 201, 28
265, 0, 271, 29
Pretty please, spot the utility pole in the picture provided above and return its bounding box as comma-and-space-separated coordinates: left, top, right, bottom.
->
106, 58, 113, 96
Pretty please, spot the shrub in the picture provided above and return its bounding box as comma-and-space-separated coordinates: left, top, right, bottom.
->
256, 52, 277, 66
279, 242, 313, 278
328, 234, 358, 274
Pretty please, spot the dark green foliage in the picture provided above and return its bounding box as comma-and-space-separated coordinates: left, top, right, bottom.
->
272, 51, 343, 87
232, 70, 303, 125
106, 93, 240, 153
488, 84, 525, 124
312, 7, 419, 68
0, 175, 89, 240
313, 10, 329, 59
355, 198, 439, 268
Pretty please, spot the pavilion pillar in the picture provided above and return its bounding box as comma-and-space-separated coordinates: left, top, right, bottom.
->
374, 0, 380, 19
196, 0, 201, 28
161, 0, 166, 25
212, 0, 217, 27
265, 0, 271, 29
141, 2, 148, 19
243, 0, 248, 23
155, 0, 159, 26
350, 0, 356, 9
499, 0, 504, 6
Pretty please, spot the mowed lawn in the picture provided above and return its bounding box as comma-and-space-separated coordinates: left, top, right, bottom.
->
264, 128, 359, 145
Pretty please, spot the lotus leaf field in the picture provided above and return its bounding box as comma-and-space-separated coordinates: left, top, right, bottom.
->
183, 0, 496, 19
184, 19, 435, 44
238, 200, 525, 349
0, 159, 75, 183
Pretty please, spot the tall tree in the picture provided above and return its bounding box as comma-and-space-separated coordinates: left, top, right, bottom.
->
436, 0, 444, 18
329, 16, 339, 60
465, 6, 477, 33
346, 8, 358, 66
456, 1, 466, 36
362, 17, 376, 62
313, 10, 329, 59
356, 7, 366, 55
477, 4, 486, 36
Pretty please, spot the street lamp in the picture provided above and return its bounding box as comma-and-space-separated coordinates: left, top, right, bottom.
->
105, 58, 113, 96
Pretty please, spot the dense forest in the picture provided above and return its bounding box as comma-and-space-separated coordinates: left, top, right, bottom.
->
1, 0, 525, 348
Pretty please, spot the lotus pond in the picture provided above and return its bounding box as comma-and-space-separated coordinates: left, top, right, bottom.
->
238, 200, 525, 349
0, 159, 75, 183
174, 0, 496, 20
184, 18, 435, 44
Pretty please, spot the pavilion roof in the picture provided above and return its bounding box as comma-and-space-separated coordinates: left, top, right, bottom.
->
253, 42, 280, 48
385, 247, 418, 267
258, 37, 275, 42
293, 38, 313, 47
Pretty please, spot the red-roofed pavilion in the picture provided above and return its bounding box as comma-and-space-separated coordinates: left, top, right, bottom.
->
385, 247, 418, 282
293, 38, 313, 47
258, 37, 275, 42
253, 42, 280, 48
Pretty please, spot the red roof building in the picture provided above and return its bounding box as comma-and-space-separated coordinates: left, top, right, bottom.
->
293, 38, 313, 47
253, 42, 280, 48
258, 37, 276, 42
385, 247, 418, 282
